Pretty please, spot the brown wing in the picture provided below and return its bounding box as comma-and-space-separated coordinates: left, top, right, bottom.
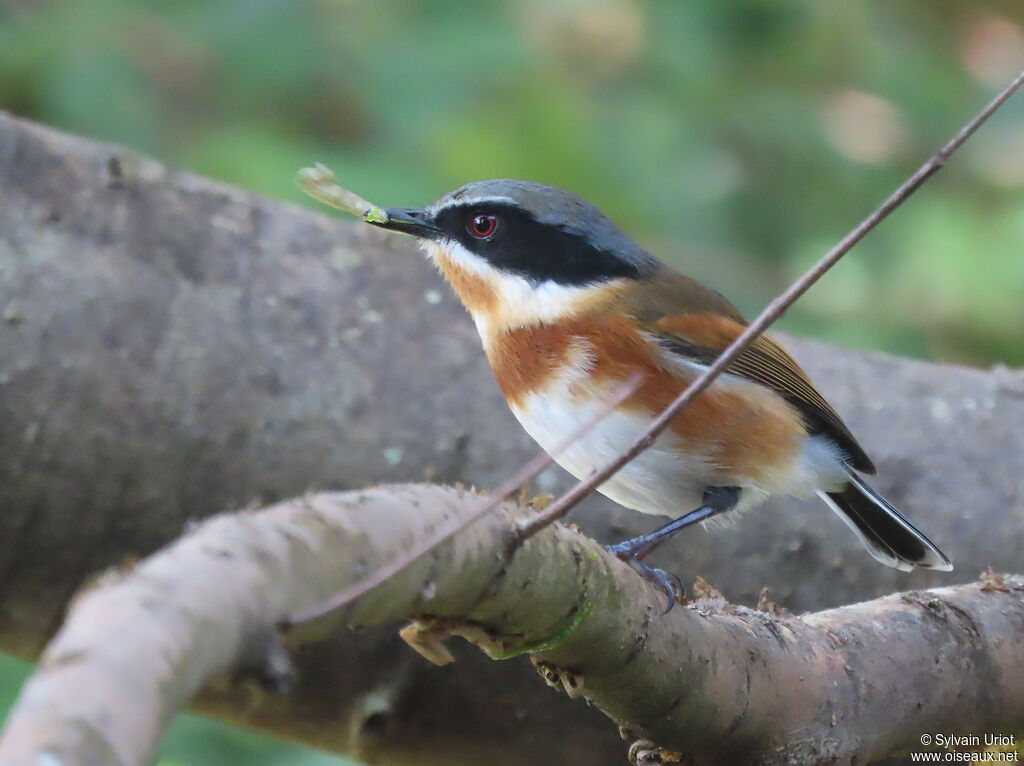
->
631, 266, 876, 474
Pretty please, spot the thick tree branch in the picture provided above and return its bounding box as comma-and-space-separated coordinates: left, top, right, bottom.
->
0, 486, 1020, 766
2, 112, 1024, 765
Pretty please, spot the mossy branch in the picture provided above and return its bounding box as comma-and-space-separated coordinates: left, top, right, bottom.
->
0, 484, 1020, 766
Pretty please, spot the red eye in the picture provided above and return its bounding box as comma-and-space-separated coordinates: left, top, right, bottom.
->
468, 213, 497, 238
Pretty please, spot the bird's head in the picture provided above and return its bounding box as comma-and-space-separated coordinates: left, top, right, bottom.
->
371, 180, 657, 336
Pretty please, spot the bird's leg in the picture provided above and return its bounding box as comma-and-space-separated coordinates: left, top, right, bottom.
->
606, 486, 740, 560
605, 486, 740, 613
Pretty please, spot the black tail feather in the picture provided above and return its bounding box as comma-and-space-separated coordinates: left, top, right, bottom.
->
820, 473, 952, 572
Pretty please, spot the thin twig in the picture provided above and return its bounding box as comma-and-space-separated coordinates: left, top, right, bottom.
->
289, 372, 644, 623
516, 67, 1024, 542
297, 163, 390, 224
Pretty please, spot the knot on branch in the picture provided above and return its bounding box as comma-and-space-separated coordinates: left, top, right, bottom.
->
530, 658, 585, 698
628, 739, 687, 765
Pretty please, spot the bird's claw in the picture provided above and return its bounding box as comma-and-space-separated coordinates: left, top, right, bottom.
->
606, 547, 684, 614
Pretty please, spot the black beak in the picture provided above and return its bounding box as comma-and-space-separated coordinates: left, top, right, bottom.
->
370, 207, 439, 239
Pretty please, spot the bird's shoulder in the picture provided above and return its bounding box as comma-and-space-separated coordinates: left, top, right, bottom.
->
625, 266, 876, 474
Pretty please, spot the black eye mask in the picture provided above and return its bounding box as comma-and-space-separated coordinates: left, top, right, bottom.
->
434, 203, 643, 287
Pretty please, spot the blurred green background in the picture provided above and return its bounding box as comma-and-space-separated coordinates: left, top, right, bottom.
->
0, 0, 1022, 763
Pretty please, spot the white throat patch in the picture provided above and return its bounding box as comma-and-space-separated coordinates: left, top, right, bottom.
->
422, 239, 621, 338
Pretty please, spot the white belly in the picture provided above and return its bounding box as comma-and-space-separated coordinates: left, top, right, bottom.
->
510, 386, 847, 519
511, 392, 715, 517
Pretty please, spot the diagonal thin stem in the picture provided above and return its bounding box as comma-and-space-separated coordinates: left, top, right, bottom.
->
289, 372, 644, 623
516, 67, 1024, 543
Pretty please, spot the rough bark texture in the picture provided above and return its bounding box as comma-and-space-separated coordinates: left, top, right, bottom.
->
1, 111, 1023, 764
1, 486, 1021, 766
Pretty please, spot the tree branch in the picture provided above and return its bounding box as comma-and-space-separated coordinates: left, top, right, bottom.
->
0, 486, 1020, 766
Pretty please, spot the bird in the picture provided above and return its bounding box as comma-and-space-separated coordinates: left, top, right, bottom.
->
367, 179, 952, 609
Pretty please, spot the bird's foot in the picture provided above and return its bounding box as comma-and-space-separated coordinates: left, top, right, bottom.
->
605, 545, 683, 614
